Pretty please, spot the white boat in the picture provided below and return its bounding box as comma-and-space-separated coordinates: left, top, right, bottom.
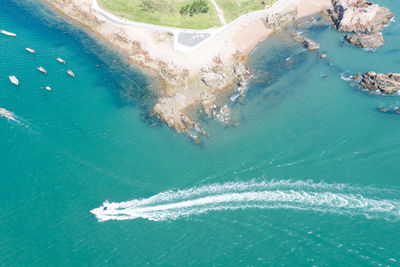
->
67, 70, 75, 77
1, 30, 16, 37
9, 75, 19, 86
37, 66, 47, 74
45, 86, 51, 91
0, 108, 15, 121
56, 57, 66, 64
25, 48, 35, 53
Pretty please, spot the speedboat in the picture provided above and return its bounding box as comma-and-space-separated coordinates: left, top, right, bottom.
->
9, 75, 19, 86
56, 57, 66, 64
45, 86, 51, 91
1, 30, 16, 37
37, 66, 47, 74
0, 108, 15, 121
26, 48, 35, 53
67, 70, 75, 77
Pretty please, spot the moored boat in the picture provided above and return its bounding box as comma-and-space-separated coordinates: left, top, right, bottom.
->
56, 57, 66, 64
67, 70, 75, 77
1, 30, 16, 37
37, 66, 47, 74
25, 48, 35, 53
9, 75, 19, 86
0, 108, 15, 121
45, 86, 52, 91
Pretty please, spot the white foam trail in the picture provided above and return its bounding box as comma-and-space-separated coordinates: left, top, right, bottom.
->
90, 180, 400, 222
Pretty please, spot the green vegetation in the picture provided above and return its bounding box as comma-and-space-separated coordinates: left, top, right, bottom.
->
214, 0, 276, 22
98, 0, 220, 29
179, 0, 209, 16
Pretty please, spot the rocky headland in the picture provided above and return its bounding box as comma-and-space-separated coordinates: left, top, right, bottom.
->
328, 0, 394, 49
354, 72, 400, 95
44, 0, 332, 141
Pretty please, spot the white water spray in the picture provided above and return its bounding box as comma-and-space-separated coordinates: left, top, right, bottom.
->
90, 180, 400, 222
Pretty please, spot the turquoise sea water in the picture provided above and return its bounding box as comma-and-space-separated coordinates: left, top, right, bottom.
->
1, 0, 400, 265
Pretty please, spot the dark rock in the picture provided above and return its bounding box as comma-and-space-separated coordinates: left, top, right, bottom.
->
345, 32, 384, 48
357, 71, 400, 94
293, 34, 320, 51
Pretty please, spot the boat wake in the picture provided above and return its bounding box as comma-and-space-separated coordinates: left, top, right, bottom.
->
91, 180, 400, 222
0, 110, 40, 135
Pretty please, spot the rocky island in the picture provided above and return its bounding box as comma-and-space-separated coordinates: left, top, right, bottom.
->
328, 0, 394, 49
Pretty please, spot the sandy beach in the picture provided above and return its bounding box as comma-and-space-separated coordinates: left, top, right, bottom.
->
45, 0, 331, 139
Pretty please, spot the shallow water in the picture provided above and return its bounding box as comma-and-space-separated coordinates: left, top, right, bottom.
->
1, 0, 400, 265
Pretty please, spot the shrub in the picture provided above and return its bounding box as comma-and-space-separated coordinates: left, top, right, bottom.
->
180, 0, 209, 16
180, 4, 190, 15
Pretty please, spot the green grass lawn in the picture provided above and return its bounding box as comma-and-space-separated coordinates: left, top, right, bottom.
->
98, 0, 221, 29
215, 0, 276, 22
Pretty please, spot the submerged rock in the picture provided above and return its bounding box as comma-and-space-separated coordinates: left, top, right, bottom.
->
356, 71, 400, 94
328, 0, 394, 34
379, 106, 400, 114
344, 32, 384, 49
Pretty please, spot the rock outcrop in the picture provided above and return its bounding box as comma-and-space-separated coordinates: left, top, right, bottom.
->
234, 62, 250, 88
265, 7, 298, 32
201, 72, 225, 88
344, 32, 384, 49
293, 34, 320, 51
329, 0, 394, 33
328, 0, 394, 49
201, 92, 217, 115
356, 72, 400, 94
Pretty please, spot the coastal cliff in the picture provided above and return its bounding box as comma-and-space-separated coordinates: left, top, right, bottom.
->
44, 0, 331, 141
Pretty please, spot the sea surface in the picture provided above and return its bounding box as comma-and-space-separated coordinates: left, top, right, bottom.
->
1, 0, 400, 265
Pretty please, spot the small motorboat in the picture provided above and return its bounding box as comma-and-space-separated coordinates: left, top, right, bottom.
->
45, 86, 51, 91
25, 48, 35, 53
9, 75, 19, 86
37, 66, 47, 74
67, 70, 75, 77
0, 108, 15, 121
56, 57, 66, 64
1, 30, 16, 37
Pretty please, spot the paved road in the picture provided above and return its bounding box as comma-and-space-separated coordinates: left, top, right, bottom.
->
91, 0, 276, 52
